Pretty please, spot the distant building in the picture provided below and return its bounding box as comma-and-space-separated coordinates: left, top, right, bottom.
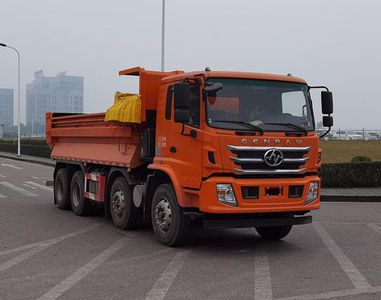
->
26, 70, 83, 131
0, 88, 14, 127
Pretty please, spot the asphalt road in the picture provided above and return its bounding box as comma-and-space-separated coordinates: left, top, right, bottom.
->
1, 157, 381, 300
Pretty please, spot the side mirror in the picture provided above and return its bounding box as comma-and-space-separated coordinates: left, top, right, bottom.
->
174, 109, 191, 123
204, 82, 223, 94
174, 82, 191, 110
323, 115, 333, 127
321, 91, 333, 115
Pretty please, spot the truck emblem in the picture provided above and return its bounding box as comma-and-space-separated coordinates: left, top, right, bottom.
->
263, 149, 284, 167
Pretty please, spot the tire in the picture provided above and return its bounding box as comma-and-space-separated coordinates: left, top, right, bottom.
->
255, 225, 292, 241
70, 171, 90, 216
54, 168, 70, 210
110, 177, 141, 230
151, 184, 189, 246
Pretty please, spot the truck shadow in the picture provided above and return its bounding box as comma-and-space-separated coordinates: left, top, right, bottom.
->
59, 207, 302, 255
184, 227, 300, 255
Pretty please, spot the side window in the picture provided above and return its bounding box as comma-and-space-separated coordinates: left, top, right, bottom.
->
282, 91, 306, 117
187, 85, 200, 128
165, 86, 174, 120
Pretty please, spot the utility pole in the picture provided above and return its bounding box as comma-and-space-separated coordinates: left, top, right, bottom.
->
161, 0, 165, 71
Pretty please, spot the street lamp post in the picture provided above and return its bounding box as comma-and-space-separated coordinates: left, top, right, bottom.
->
0, 43, 21, 156
161, 0, 165, 71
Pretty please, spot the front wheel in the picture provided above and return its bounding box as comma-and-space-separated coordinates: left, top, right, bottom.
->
255, 225, 292, 240
151, 184, 189, 246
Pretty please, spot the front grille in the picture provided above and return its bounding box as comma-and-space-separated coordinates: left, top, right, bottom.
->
228, 145, 310, 175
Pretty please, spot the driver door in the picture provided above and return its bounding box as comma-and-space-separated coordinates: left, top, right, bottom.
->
158, 84, 202, 189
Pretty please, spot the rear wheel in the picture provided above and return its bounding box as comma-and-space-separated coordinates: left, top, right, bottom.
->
255, 225, 292, 240
54, 168, 70, 210
110, 177, 141, 230
70, 171, 90, 216
151, 184, 189, 246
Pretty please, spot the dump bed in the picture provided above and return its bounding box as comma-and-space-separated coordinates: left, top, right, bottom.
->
46, 112, 144, 167
46, 67, 183, 168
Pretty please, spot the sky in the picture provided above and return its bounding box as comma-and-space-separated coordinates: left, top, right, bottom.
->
1, 0, 380, 129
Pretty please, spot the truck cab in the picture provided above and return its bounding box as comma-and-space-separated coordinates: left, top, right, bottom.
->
148, 70, 333, 244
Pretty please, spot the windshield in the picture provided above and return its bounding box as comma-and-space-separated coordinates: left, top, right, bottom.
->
206, 78, 314, 132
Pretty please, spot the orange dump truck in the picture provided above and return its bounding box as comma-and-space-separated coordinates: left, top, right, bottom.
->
46, 66, 334, 246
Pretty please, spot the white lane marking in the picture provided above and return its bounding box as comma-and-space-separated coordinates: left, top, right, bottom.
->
25, 181, 53, 192
0, 246, 51, 272
32, 176, 39, 179
0, 174, 5, 178
254, 252, 273, 300
313, 223, 370, 289
145, 251, 188, 300
0, 192, 7, 198
277, 285, 381, 300
37, 237, 128, 300
0, 224, 99, 271
3, 180, 38, 196
0, 181, 38, 197
1, 163, 22, 170
0, 224, 99, 255
23, 183, 37, 190
367, 223, 381, 235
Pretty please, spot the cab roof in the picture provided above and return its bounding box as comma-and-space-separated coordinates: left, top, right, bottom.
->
162, 70, 306, 84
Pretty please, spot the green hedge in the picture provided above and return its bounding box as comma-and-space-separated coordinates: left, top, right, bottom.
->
320, 162, 381, 188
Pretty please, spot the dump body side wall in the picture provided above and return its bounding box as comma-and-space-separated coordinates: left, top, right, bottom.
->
46, 112, 143, 168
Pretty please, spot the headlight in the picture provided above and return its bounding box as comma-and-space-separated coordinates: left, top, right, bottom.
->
216, 183, 237, 207
306, 182, 319, 204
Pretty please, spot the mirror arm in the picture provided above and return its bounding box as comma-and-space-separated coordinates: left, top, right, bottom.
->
183, 77, 202, 85
319, 113, 333, 139
309, 86, 330, 92
319, 126, 331, 139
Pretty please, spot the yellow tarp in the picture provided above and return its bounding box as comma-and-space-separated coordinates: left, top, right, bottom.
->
104, 92, 141, 123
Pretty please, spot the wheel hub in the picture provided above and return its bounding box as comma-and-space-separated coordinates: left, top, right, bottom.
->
154, 198, 172, 233
111, 190, 125, 218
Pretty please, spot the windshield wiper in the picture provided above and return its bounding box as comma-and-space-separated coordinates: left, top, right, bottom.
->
212, 120, 263, 134
264, 122, 308, 135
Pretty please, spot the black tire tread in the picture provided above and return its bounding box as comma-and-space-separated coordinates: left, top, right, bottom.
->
70, 171, 90, 216
54, 168, 70, 210
256, 225, 292, 241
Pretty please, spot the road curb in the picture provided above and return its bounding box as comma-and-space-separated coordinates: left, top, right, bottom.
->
0, 153, 55, 167
321, 195, 381, 202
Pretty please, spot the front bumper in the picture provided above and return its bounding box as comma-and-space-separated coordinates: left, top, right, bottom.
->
198, 175, 320, 213
203, 215, 312, 229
